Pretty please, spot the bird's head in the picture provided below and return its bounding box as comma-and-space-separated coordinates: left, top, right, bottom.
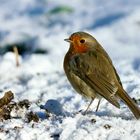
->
64, 32, 98, 54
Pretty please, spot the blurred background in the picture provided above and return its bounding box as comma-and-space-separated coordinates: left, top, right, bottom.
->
0, 0, 140, 71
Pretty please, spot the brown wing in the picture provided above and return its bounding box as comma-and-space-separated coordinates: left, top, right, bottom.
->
96, 44, 123, 87
69, 49, 120, 108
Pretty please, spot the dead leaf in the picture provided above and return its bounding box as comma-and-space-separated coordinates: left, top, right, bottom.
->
0, 91, 14, 108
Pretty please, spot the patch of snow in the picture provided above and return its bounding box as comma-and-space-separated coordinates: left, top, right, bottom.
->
0, 0, 140, 140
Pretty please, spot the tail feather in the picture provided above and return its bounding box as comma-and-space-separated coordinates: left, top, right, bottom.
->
118, 88, 140, 119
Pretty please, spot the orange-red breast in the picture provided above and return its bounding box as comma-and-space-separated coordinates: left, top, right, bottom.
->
63, 31, 140, 119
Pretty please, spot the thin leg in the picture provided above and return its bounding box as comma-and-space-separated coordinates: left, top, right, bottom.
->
95, 99, 101, 112
84, 98, 95, 114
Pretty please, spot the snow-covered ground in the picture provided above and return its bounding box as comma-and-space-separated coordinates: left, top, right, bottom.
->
0, 0, 140, 139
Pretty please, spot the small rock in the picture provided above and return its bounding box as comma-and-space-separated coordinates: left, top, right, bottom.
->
104, 124, 111, 129
50, 133, 60, 139
18, 99, 30, 109
91, 118, 96, 123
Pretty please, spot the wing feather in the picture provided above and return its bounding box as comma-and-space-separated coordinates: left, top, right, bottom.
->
70, 50, 120, 108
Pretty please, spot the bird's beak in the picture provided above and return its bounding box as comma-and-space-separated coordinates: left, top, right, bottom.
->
64, 38, 73, 43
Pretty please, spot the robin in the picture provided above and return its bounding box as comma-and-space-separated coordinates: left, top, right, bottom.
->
63, 31, 140, 119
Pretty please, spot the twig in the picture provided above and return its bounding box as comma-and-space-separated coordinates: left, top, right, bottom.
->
13, 46, 20, 67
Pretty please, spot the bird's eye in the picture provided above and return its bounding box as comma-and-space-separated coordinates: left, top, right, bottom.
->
80, 39, 85, 43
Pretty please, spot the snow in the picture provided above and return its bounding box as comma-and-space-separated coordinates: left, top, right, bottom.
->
0, 0, 140, 140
